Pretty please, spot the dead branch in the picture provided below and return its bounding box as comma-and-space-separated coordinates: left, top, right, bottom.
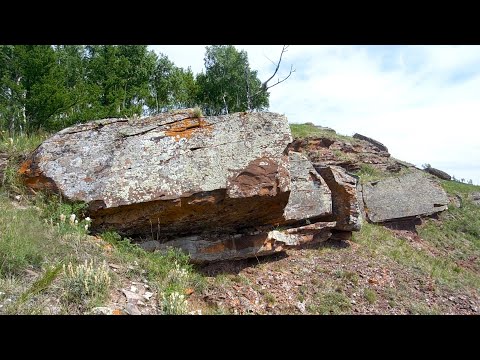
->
250, 45, 295, 102
260, 45, 295, 92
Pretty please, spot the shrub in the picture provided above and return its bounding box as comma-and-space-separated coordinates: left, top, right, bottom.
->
192, 107, 203, 118
62, 260, 111, 305
161, 291, 188, 315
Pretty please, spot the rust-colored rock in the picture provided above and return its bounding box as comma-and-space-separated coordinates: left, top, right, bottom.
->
146, 221, 336, 263
288, 136, 409, 173
315, 165, 362, 231
19, 109, 340, 262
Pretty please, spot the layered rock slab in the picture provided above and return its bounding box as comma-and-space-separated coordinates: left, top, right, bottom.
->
20, 110, 293, 235
361, 172, 448, 223
314, 165, 362, 231
20, 110, 336, 261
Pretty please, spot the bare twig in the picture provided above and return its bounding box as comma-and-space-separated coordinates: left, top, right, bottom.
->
251, 45, 295, 101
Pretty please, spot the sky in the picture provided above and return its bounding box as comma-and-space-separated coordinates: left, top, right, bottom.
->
150, 45, 480, 185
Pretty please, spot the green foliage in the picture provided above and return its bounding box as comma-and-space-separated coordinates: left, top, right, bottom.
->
353, 222, 480, 290
289, 123, 355, 142
100, 231, 202, 298
0, 132, 49, 193
39, 194, 87, 222
356, 164, 384, 183
418, 183, 480, 271
192, 107, 203, 118
308, 290, 352, 315
17, 264, 62, 304
196, 45, 269, 115
62, 259, 111, 306
1, 45, 276, 134
161, 291, 188, 315
0, 194, 45, 276
440, 179, 480, 197
363, 288, 377, 304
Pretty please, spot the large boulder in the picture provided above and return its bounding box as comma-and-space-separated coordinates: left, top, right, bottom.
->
361, 172, 448, 223
423, 166, 451, 180
353, 133, 389, 153
20, 109, 338, 261
470, 192, 480, 206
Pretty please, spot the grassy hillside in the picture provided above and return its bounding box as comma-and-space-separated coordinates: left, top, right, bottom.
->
1, 131, 479, 315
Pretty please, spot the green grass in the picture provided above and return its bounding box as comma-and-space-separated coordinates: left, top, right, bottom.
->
101, 230, 204, 314
418, 181, 480, 273
62, 259, 112, 309
192, 107, 203, 118
407, 302, 441, 315
0, 132, 49, 156
0, 132, 50, 193
308, 290, 352, 315
0, 192, 205, 314
355, 163, 415, 184
440, 179, 480, 197
353, 222, 480, 291
0, 193, 51, 276
17, 264, 63, 305
0, 131, 205, 314
0, 190, 109, 313
363, 288, 377, 304
290, 123, 355, 142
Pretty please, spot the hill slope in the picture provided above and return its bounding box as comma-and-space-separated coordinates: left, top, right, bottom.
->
1, 124, 479, 315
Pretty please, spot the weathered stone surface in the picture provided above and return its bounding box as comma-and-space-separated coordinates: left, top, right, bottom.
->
284, 152, 331, 221
20, 109, 338, 262
314, 165, 362, 231
288, 135, 401, 173
424, 167, 451, 180
470, 192, 480, 206
353, 133, 389, 153
20, 110, 295, 237
361, 172, 448, 223
153, 221, 336, 263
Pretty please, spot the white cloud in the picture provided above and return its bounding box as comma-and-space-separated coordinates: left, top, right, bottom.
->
149, 45, 480, 185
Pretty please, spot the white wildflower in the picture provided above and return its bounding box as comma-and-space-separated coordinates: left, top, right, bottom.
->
85, 217, 91, 222
84, 224, 89, 231
74, 219, 78, 226
59, 214, 66, 223
69, 214, 76, 225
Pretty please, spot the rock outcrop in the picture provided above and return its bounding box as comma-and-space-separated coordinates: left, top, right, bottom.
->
19, 110, 454, 262
353, 133, 389, 153
20, 109, 343, 262
470, 192, 480, 206
314, 165, 362, 232
288, 135, 407, 173
142, 221, 337, 263
423, 167, 451, 180
361, 172, 448, 223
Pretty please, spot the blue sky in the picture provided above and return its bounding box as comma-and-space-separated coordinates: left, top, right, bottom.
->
150, 45, 480, 185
